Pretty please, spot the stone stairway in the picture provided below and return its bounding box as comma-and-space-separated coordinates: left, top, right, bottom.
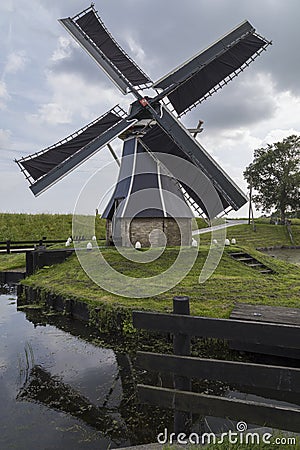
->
229, 251, 274, 274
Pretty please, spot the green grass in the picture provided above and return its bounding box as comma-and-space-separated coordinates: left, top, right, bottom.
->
0, 253, 25, 270
199, 223, 300, 247
0, 213, 106, 270
21, 243, 299, 318
0, 213, 72, 240
1, 214, 299, 317
0, 213, 106, 240
195, 217, 209, 229
0, 212, 298, 247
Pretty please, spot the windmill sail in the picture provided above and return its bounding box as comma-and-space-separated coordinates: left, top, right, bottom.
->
153, 20, 271, 115
15, 4, 271, 231
16, 106, 136, 196
59, 7, 152, 94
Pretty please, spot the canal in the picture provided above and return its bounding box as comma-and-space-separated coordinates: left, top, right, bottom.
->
0, 286, 167, 449
261, 248, 300, 266
1, 284, 299, 449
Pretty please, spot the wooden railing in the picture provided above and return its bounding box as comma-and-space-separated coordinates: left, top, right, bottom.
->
0, 238, 66, 254
133, 297, 300, 434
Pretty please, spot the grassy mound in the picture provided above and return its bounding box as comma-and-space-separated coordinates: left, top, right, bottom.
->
21, 244, 299, 319
1, 214, 299, 318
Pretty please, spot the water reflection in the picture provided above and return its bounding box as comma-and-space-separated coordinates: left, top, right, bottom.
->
0, 287, 129, 449
17, 365, 126, 439
2, 284, 298, 447
0, 284, 172, 449
261, 248, 300, 266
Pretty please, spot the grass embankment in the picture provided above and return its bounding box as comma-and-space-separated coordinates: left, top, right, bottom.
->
21, 245, 299, 319
2, 218, 299, 272
199, 221, 300, 247
0, 212, 106, 240
21, 236, 300, 317
0, 213, 106, 270
0, 254, 26, 271
0, 213, 74, 240
1, 213, 299, 318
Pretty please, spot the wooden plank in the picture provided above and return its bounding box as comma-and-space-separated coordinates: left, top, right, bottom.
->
133, 311, 300, 349
137, 385, 300, 433
136, 352, 300, 394
229, 341, 300, 360
230, 303, 300, 326
9, 245, 37, 250
0, 249, 32, 254
0, 239, 66, 246
43, 240, 67, 244
172, 296, 192, 434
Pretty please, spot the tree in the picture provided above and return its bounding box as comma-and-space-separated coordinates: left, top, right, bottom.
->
244, 135, 300, 223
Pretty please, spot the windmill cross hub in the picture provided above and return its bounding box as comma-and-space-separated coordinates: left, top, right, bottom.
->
16, 4, 271, 247
129, 97, 161, 121
139, 98, 150, 108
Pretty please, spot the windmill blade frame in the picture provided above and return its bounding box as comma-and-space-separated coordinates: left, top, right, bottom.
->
15, 3, 271, 235
60, 5, 152, 95
153, 20, 271, 116
16, 106, 136, 196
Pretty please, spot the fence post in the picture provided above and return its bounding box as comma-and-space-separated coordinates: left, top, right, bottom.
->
38, 237, 47, 249
173, 296, 192, 435
286, 221, 294, 245
6, 240, 11, 254
26, 251, 34, 276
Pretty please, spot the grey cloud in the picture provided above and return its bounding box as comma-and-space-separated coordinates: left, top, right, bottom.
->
46, 0, 300, 127
192, 73, 278, 131
1, 0, 300, 213
49, 46, 106, 86
11, 0, 300, 98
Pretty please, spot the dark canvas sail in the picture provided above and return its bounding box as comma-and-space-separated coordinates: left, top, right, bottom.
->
19, 112, 122, 181
153, 21, 270, 115
76, 10, 151, 87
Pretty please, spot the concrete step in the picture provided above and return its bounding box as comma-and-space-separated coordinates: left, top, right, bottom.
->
248, 263, 264, 267
229, 252, 274, 275
235, 257, 255, 262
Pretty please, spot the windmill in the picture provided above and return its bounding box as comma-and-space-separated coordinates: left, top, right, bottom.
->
16, 4, 271, 247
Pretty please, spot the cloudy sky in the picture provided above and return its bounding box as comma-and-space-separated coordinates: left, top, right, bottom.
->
1, 0, 299, 217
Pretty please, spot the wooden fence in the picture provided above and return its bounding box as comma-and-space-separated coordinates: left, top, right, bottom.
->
0, 238, 66, 254
133, 296, 300, 434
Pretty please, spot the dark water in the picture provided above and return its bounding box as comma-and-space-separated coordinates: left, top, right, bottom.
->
0, 287, 133, 450
261, 248, 300, 265
1, 285, 299, 449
